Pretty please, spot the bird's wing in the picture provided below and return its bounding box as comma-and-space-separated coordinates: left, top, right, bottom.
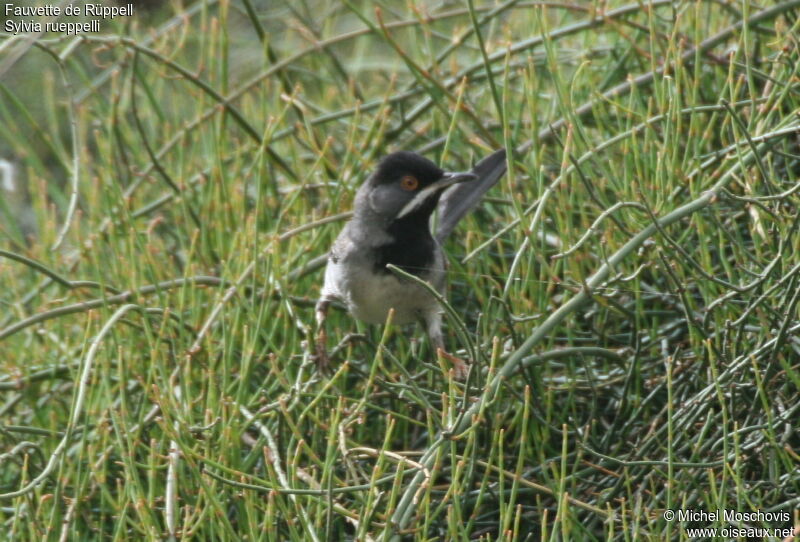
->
435, 148, 507, 243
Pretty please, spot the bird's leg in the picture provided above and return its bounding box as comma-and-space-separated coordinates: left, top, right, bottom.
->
314, 299, 330, 369
426, 312, 469, 380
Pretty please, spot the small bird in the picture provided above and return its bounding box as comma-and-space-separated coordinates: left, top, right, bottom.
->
315, 148, 507, 378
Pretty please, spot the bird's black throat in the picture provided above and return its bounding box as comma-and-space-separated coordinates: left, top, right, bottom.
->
373, 208, 437, 277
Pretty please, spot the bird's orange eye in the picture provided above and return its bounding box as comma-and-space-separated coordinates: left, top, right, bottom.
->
400, 176, 419, 191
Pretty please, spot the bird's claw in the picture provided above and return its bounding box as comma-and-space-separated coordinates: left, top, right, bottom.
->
313, 327, 330, 371
437, 348, 470, 380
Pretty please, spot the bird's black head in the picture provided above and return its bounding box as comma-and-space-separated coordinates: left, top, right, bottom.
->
370, 151, 445, 189
355, 151, 476, 224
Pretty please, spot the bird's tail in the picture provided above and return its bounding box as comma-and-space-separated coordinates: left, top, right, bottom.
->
435, 148, 507, 243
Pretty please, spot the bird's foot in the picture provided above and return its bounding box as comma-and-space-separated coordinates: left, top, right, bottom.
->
437, 348, 470, 380
313, 328, 330, 371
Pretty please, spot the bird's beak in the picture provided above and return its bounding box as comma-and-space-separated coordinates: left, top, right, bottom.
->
440, 170, 480, 186
397, 171, 477, 219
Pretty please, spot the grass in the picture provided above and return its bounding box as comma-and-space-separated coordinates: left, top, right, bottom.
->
1, 0, 800, 540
